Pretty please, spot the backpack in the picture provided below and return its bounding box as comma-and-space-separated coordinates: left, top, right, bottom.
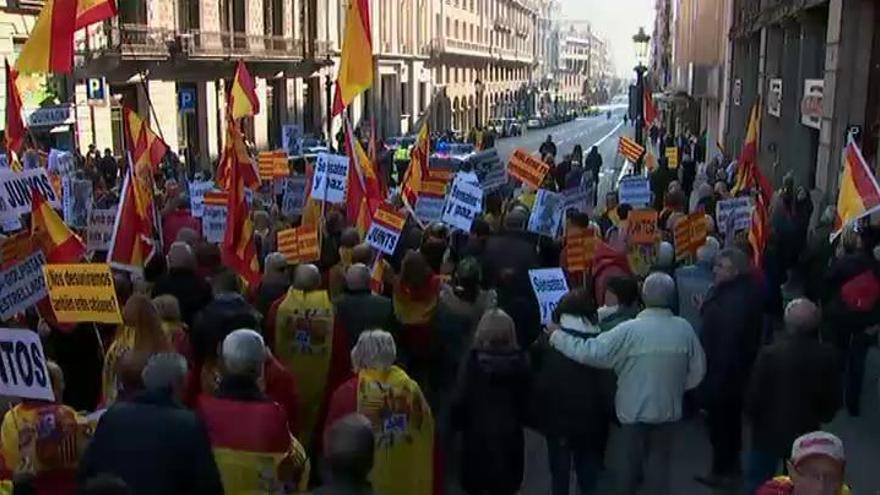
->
840, 270, 880, 312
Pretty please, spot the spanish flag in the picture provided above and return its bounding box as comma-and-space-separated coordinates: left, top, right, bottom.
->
14, 0, 78, 74
748, 192, 769, 268
107, 165, 157, 271
228, 60, 260, 120
4, 61, 25, 156
30, 188, 85, 263
332, 0, 373, 115
222, 120, 260, 287
123, 107, 168, 176
833, 136, 880, 236
301, 160, 322, 227
345, 120, 383, 237
215, 116, 260, 191
400, 123, 429, 209
732, 101, 772, 203
75, 0, 117, 30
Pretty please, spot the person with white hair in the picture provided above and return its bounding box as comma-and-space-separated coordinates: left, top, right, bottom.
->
743, 299, 841, 494
673, 241, 719, 337
323, 330, 435, 495
80, 352, 223, 495
152, 241, 212, 327
696, 246, 763, 488
195, 330, 310, 493
547, 272, 705, 495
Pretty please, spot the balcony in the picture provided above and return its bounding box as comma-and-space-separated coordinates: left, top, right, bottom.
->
428, 38, 493, 60
185, 30, 306, 61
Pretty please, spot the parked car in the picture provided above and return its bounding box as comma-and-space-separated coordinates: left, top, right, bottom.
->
526, 118, 544, 129
301, 136, 329, 155
486, 118, 523, 138
384, 135, 417, 151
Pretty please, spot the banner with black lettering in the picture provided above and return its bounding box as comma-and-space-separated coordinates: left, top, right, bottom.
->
0, 251, 47, 321
43, 263, 123, 324
0, 168, 61, 223
0, 328, 54, 401
529, 268, 569, 325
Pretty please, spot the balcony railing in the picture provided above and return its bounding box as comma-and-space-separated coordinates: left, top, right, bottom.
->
186, 30, 305, 60
76, 22, 174, 60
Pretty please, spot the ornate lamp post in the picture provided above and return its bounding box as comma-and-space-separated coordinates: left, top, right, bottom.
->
474, 78, 485, 128
632, 26, 650, 175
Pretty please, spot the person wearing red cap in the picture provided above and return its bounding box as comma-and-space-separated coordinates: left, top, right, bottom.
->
756, 431, 850, 495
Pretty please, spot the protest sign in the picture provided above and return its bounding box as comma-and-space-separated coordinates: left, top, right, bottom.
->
0, 328, 54, 402
202, 191, 228, 244
277, 225, 320, 264
441, 178, 482, 231
188, 180, 214, 218
507, 149, 549, 189
528, 189, 564, 237
281, 176, 307, 217
480, 166, 507, 192
529, 268, 569, 324
414, 179, 447, 224
365, 204, 407, 255
43, 263, 122, 324
627, 243, 657, 277
63, 177, 93, 229
86, 207, 118, 251
0, 251, 47, 321
618, 176, 651, 207
562, 184, 590, 213
258, 151, 288, 181
563, 226, 597, 273
715, 197, 753, 235
0, 168, 61, 222
665, 147, 679, 169
627, 209, 659, 244
674, 213, 708, 260
282, 124, 303, 156
310, 153, 349, 203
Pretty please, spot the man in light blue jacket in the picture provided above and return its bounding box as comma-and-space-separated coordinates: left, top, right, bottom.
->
547, 272, 706, 495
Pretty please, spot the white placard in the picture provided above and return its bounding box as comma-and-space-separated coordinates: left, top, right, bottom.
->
801, 79, 823, 130
188, 181, 214, 218
0, 168, 62, 222
63, 177, 93, 229
715, 197, 753, 235
481, 166, 507, 192
528, 189, 564, 237
281, 176, 307, 217
0, 328, 55, 402
414, 195, 445, 224
202, 204, 227, 244
441, 179, 482, 232
618, 176, 651, 207
529, 268, 569, 325
86, 207, 118, 251
562, 184, 590, 214
282, 124, 303, 156
365, 222, 402, 255
310, 153, 349, 204
0, 251, 48, 322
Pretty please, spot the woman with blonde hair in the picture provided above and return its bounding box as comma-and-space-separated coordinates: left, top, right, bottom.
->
152, 294, 192, 359
451, 309, 530, 495
101, 294, 171, 404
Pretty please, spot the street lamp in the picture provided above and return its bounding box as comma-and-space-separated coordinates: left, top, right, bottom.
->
324, 55, 334, 152
632, 26, 650, 175
474, 78, 485, 128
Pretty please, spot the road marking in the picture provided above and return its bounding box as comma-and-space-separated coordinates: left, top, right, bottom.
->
592, 121, 624, 148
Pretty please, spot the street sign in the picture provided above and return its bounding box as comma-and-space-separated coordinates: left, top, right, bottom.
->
86, 78, 106, 104
178, 86, 197, 114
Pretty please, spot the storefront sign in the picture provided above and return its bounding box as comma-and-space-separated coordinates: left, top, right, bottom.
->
801, 79, 824, 130
767, 79, 782, 118
25, 105, 74, 127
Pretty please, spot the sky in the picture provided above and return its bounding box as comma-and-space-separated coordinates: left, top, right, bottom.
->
558, 0, 655, 78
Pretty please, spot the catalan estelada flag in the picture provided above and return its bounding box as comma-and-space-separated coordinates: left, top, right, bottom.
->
345, 120, 383, 237
14, 0, 78, 74
228, 60, 259, 120
30, 188, 85, 263
332, 0, 373, 115
75, 0, 117, 29
732, 101, 772, 203
221, 120, 260, 287
833, 136, 880, 236
107, 165, 157, 271
5, 61, 25, 156
400, 123, 430, 210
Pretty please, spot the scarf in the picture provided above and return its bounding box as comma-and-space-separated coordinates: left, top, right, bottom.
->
392, 276, 440, 326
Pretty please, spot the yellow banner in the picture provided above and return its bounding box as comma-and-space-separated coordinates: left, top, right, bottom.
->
42, 264, 122, 324
665, 147, 679, 169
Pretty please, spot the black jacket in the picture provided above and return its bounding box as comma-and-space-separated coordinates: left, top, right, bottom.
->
699, 275, 763, 405
529, 329, 615, 442
451, 350, 529, 495
79, 389, 223, 495
152, 268, 213, 327
334, 290, 397, 348
481, 232, 541, 347
192, 293, 261, 363
744, 335, 841, 456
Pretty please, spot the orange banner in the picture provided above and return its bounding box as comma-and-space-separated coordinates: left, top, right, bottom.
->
563, 225, 597, 273
627, 209, 659, 244
277, 225, 320, 264
373, 204, 406, 231
674, 212, 708, 260
507, 149, 549, 189
419, 179, 448, 198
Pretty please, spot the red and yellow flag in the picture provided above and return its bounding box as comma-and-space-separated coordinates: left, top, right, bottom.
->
5, 61, 25, 156
643, 81, 657, 129
732, 101, 772, 203
332, 0, 373, 115
221, 120, 260, 287
833, 137, 880, 235
30, 188, 85, 263
215, 117, 260, 191
228, 60, 260, 120
107, 166, 157, 271
345, 120, 383, 237
400, 123, 430, 210
123, 107, 168, 177
75, 0, 117, 30
14, 0, 78, 74
748, 192, 769, 268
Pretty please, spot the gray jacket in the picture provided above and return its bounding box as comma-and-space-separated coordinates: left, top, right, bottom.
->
550, 308, 706, 424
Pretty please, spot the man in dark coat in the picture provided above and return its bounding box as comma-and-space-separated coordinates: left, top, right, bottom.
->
79, 353, 223, 495
152, 242, 212, 327
696, 247, 763, 488
334, 263, 397, 348
743, 299, 841, 494
481, 207, 541, 347
650, 156, 676, 211
315, 414, 378, 495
